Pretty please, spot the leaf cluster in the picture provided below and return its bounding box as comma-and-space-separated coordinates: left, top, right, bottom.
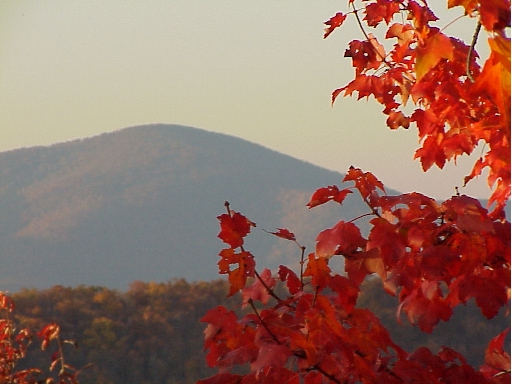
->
328, 0, 510, 216
200, 1, 510, 381
202, 162, 510, 382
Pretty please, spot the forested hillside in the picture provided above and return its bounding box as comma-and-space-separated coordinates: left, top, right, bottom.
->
11, 279, 509, 384
0, 124, 373, 292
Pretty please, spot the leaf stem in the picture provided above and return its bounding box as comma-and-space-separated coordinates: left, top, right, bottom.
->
364, 198, 382, 218
299, 246, 306, 290
224, 201, 231, 216
248, 299, 281, 345
348, 212, 374, 223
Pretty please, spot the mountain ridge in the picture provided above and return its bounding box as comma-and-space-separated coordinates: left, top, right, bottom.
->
0, 124, 386, 291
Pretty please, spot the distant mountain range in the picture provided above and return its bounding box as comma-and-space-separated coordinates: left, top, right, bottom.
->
0, 124, 395, 292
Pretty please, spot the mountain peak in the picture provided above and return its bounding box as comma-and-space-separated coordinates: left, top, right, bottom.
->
0, 124, 367, 291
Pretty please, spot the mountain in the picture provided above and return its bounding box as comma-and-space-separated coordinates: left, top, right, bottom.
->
0, 124, 384, 292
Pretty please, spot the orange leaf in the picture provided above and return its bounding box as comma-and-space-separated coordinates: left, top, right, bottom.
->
415, 29, 454, 80
447, 0, 478, 14
386, 110, 410, 129
362, 248, 386, 280
474, 36, 511, 129
386, 23, 415, 45
303, 253, 331, 290
218, 249, 255, 296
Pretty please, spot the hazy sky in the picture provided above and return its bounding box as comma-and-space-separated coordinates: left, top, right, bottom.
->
1, 1, 491, 200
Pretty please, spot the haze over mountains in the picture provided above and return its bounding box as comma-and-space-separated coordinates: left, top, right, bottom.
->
1, 124, 390, 292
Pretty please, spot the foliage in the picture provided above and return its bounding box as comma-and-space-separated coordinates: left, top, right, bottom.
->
199, 1, 510, 383
0, 292, 82, 383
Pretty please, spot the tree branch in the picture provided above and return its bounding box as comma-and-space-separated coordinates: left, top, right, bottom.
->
467, 21, 481, 83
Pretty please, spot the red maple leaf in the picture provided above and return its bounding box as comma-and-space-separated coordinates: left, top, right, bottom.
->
38, 323, 60, 351
307, 185, 352, 208
323, 12, 347, 39
250, 344, 293, 373
479, 0, 511, 31
364, 0, 400, 27
303, 254, 331, 291
398, 281, 452, 333
278, 266, 302, 295
217, 211, 255, 248
448, 269, 509, 319
268, 228, 296, 241
344, 38, 385, 75
342, 166, 385, 203
315, 220, 366, 259
218, 249, 256, 296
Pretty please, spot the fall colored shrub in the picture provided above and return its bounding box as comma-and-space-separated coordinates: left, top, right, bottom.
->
0, 292, 83, 384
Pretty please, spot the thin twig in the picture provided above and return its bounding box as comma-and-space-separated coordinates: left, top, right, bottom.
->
440, 14, 466, 33
467, 21, 481, 83
348, 212, 374, 223
364, 198, 382, 218
224, 201, 231, 215
248, 299, 281, 345
308, 364, 343, 384
299, 246, 306, 290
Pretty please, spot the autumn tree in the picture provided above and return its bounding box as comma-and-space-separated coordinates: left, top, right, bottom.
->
198, 1, 510, 383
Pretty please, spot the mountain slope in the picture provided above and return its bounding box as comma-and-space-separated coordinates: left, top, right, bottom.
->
0, 124, 382, 291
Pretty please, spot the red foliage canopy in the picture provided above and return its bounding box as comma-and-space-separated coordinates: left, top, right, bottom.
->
199, 1, 510, 383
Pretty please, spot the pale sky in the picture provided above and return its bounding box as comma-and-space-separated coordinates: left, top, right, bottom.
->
0, 0, 492, 200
